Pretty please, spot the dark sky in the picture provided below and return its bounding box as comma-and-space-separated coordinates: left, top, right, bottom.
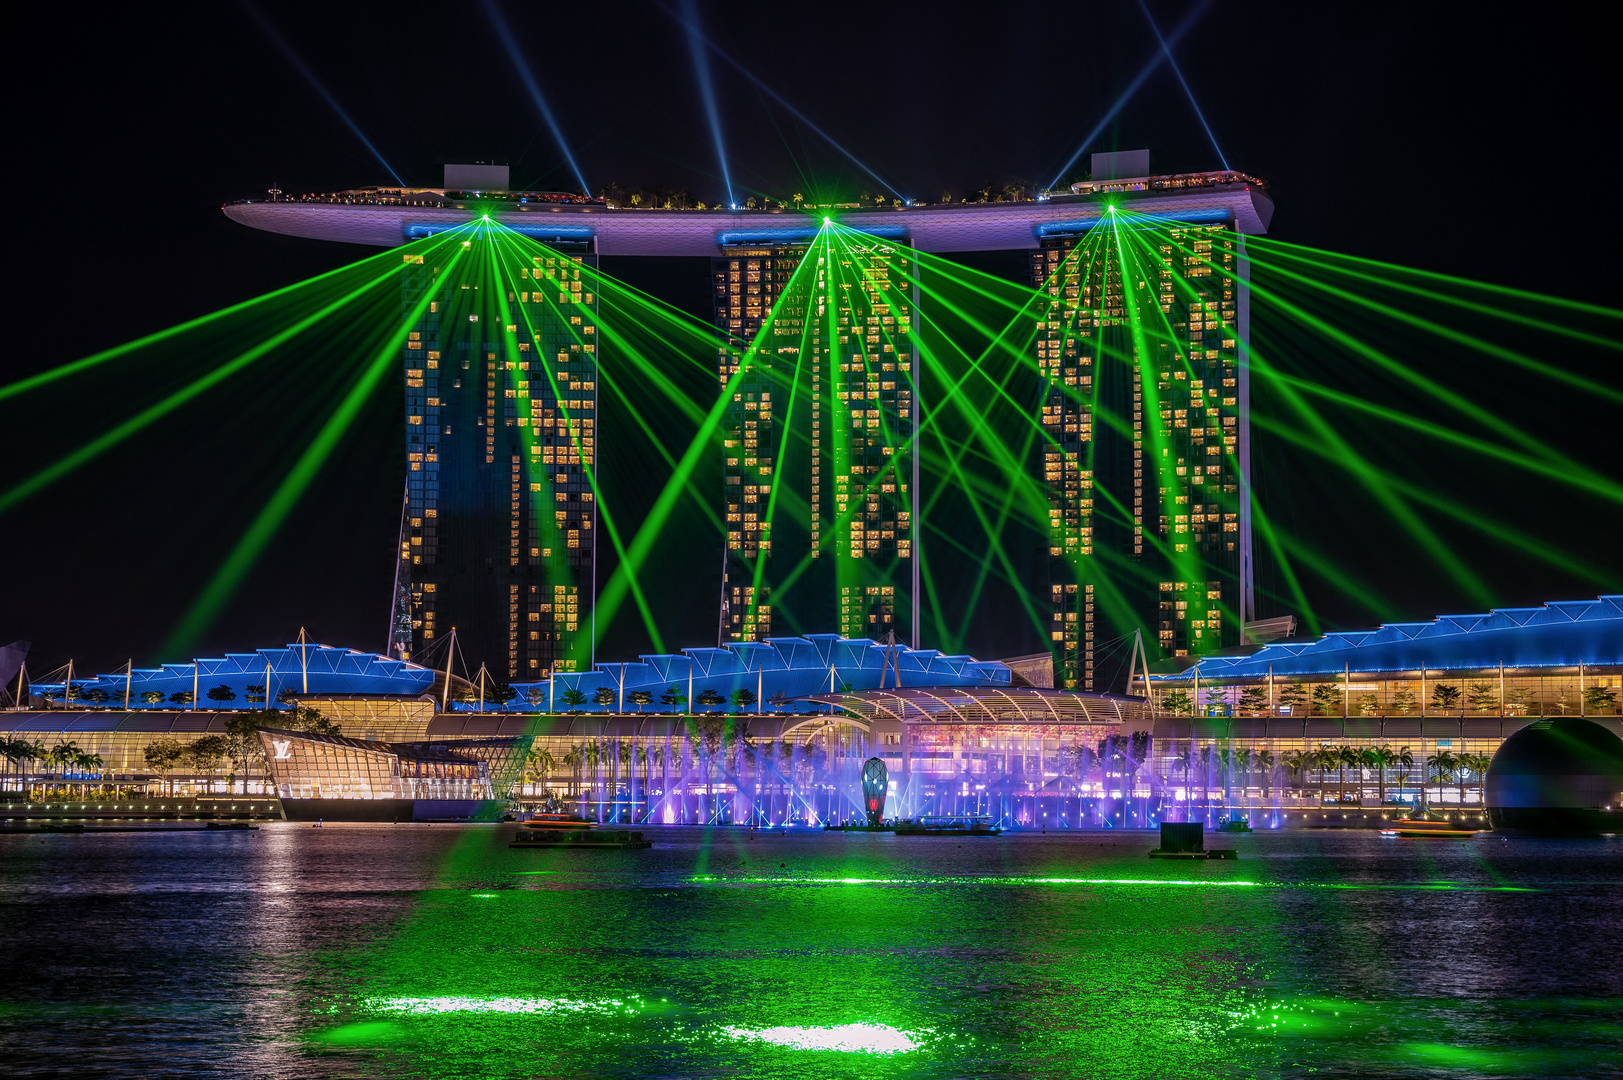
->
4, 1, 1618, 677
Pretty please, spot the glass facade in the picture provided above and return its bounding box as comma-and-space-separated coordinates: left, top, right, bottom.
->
258, 729, 495, 802
712, 237, 919, 645
393, 240, 599, 680
1032, 222, 1250, 688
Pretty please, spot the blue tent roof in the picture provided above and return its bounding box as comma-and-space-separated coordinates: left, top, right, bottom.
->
501, 635, 1011, 713
33, 643, 435, 706
1160, 596, 1623, 681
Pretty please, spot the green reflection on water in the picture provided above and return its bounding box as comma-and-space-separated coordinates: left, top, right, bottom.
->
720, 1022, 923, 1054
290, 830, 1618, 1078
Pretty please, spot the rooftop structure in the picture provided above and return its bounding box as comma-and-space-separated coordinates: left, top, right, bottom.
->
221, 170, 1273, 253
1157, 596, 1623, 683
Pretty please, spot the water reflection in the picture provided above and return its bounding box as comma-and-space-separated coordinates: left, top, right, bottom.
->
1, 825, 1620, 1078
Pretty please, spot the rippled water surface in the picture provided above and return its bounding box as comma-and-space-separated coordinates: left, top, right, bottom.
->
2, 824, 1620, 1078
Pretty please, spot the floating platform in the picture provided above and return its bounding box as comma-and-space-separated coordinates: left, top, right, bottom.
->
509, 827, 651, 850
1149, 848, 1238, 860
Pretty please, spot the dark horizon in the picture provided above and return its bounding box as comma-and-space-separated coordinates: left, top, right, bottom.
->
3, 1, 1618, 677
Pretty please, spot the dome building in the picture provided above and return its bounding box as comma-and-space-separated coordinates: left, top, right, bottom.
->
1485, 717, 1623, 835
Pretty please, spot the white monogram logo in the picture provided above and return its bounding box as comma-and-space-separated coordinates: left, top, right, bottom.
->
272, 740, 293, 760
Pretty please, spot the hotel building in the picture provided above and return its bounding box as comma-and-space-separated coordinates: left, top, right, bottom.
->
390, 229, 600, 680
713, 234, 919, 645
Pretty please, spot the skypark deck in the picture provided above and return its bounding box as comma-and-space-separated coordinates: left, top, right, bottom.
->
223, 170, 1273, 253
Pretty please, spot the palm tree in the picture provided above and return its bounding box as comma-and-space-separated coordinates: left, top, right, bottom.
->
1363, 745, 1396, 806
1280, 750, 1309, 799
1426, 749, 1458, 811
1254, 748, 1276, 799
1458, 752, 1491, 805
74, 751, 104, 798
1393, 745, 1415, 806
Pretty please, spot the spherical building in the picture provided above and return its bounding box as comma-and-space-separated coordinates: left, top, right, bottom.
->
1486, 717, 1623, 835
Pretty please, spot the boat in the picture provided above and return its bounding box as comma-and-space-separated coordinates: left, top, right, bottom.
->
1379, 817, 1477, 839
894, 816, 1002, 836
519, 812, 595, 830
509, 826, 652, 850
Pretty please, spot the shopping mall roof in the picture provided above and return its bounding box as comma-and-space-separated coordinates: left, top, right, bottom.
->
799, 686, 1154, 728
27, 635, 1010, 714
511, 635, 1011, 714
1160, 596, 1623, 682
31, 643, 435, 705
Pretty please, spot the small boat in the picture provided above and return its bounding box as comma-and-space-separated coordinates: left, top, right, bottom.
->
1380, 817, 1477, 839
519, 812, 595, 830
894, 816, 1002, 836
509, 827, 652, 850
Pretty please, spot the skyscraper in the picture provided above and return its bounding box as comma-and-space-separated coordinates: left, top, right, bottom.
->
1033, 211, 1251, 689
390, 234, 600, 680
713, 229, 919, 646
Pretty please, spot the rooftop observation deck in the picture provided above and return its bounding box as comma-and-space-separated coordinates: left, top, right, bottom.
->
222, 170, 1273, 253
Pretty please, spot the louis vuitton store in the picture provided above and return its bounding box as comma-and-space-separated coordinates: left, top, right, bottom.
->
257, 727, 527, 821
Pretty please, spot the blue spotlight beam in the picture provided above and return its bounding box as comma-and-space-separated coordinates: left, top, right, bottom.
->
481, 0, 591, 195
1047, 0, 1212, 189
1137, 0, 1229, 170
241, 2, 405, 187
679, 0, 734, 207
653, 2, 904, 202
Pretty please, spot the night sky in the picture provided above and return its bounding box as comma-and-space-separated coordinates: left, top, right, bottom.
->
4, 1, 1617, 678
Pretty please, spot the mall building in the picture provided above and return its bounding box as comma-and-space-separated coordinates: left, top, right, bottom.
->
6, 597, 1617, 825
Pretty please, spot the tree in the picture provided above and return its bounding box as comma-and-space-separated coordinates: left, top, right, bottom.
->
1363, 745, 1398, 805
1161, 690, 1192, 715
144, 738, 185, 795
1254, 748, 1276, 798
695, 688, 726, 710
1278, 683, 1308, 713
1311, 684, 1343, 717
1331, 744, 1359, 804
1238, 686, 1268, 715
276, 688, 299, 707
206, 684, 237, 706
628, 690, 653, 712
1431, 684, 1462, 712
487, 683, 518, 708
1390, 689, 1417, 715
1313, 747, 1337, 803
140, 690, 164, 706
1426, 749, 1458, 809
1505, 686, 1535, 716
1355, 693, 1380, 717
730, 687, 757, 713
1280, 750, 1310, 797
72, 751, 105, 797
1583, 686, 1619, 715
223, 713, 269, 791
591, 686, 618, 710
244, 684, 267, 704
522, 747, 556, 791
522, 686, 550, 711
185, 736, 233, 791
1467, 683, 1498, 713
82, 687, 110, 705
660, 685, 688, 711
169, 691, 194, 706
1457, 751, 1490, 805
560, 688, 588, 715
